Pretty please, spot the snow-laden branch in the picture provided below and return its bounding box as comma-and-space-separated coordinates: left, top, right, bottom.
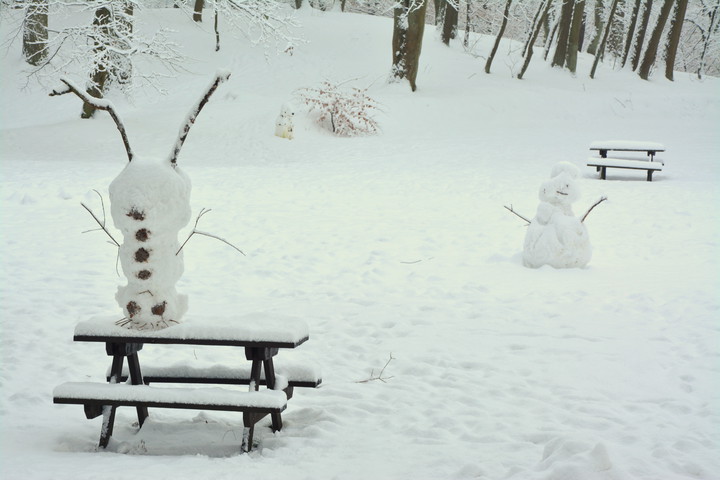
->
167, 70, 231, 166
50, 76, 134, 162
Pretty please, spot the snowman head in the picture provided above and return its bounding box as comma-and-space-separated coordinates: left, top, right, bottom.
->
280, 103, 295, 119
538, 162, 580, 207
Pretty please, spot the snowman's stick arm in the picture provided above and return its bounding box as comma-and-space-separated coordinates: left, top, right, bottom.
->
581, 196, 608, 223
168, 70, 231, 166
50, 78, 134, 163
504, 205, 531, 225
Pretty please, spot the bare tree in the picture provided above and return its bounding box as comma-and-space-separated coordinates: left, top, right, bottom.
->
22, 0, 47, 66
590, 0, 620, 78
638, 0, 675, 80
440, 0, 458, 45
519, 0, 553, 79
586, 0, 604, 55
664, 0, 690, 80
485, 0, 512, 73
391, 0, 428, 91
551, 0, 575, 67
193, 0, 203, 22
621, 0, 641, 66
566, 0, 585, 73
630, 0, 652, 70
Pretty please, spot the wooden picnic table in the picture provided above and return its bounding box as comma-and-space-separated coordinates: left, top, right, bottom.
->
53, 313, 320, 452
588, 140, 666, 181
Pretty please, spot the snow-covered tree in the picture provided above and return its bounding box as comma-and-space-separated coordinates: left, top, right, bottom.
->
391, 0, 428, 91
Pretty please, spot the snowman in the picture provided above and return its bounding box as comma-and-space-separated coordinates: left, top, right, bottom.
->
522, 162, 593, 269
109, 157, 192, 329
274, 103, 294, 139
52, 72, 230, 329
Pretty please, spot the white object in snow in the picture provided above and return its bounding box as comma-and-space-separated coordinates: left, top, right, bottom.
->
275, 104, 295, 139
109, 157, 192, 330
523, 162, 592, 269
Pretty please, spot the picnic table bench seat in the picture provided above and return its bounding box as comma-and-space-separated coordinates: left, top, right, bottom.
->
587, 157, 664, 181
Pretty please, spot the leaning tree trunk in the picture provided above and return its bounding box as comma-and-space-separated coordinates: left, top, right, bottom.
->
441, 0, 458, 45
486, 0, 512, 73
552, 0, 575, 68
590, 0, 620, 78
523, 0, 545, 57
696, 3, 719, 78
392, 0, 428, 92
566, 0, 585, 73
638, 0, 675, 80
621, 0, 641, 67
22, 0, 48, 66
630, 0, 652, 70
519, 0, 553, 79
664, 0, 689, 81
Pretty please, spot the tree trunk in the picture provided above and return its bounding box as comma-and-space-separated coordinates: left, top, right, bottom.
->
193, 0, 203, 22
486, 0, 512, 73
607, 0, 626, 58
696, 3, 719, 78
630, 0, 652, 70
621, 0, 641, 67
566, 0, 585, 73
22, 0, 48, 66
664, 0, 689, 81
523, 0, 546, 57
519, 0, 553, 79
552, 0, 575, 68
82, 7, 112, 119
586, 0, 604, 55
441, 0, 458, 45
392, 0, 428, 92
637, 0, 674, 80
463, 0, 471, 49
590, 0, 620, 78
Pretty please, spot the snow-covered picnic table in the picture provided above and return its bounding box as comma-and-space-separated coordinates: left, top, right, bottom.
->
53, 313, 320, 452
588, 140, 666, 181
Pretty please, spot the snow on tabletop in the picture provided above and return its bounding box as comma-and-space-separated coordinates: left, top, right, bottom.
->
589, 140, 666, 151
74, 313, 309, 345
53, 382, 287, 409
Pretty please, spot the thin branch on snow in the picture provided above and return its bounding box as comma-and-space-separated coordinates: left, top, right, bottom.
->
356, 353, 395, 384
51, 77, 134, 162
504, 204, 531, 225
176, 208, 245, 256
168, 71, 231, 166
581, 196, 608, 223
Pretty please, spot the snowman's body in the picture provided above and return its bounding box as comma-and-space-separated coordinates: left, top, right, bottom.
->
275, 104, 294, 140
523, 162, 592, 269
109, 157, 192, 329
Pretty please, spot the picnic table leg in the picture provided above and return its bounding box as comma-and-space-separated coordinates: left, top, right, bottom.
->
126, 353, 149, 426
647, 170, 653, 181
99, 352, 124, 448
600, 166, 606, 180
263, 358, 283, 432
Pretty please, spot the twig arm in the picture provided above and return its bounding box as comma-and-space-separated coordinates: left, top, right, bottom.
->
581, 196, 608, 223
168, 70, 231, 166
50, 77, 134, 162
504, 204, 532, 224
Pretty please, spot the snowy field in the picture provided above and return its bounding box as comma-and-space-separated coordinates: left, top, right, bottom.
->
1, 6, 719, 480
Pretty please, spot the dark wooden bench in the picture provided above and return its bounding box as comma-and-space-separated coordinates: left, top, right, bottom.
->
588, 141, 666, 182
587, 157, 664, 182
53, 314, 318, 452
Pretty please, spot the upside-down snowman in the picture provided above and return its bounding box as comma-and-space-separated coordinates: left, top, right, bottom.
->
53, 72, 230, 330
274, 104, 294, 139
522, 162, 593, 269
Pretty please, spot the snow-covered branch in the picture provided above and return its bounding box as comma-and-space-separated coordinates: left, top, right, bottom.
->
168, 71, 231, 166
50, 76, 134, 162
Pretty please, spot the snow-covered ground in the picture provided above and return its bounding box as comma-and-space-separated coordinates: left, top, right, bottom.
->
1, 6, 719, 480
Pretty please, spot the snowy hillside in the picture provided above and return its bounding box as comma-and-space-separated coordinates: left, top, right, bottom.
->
1, 6, 719, 480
